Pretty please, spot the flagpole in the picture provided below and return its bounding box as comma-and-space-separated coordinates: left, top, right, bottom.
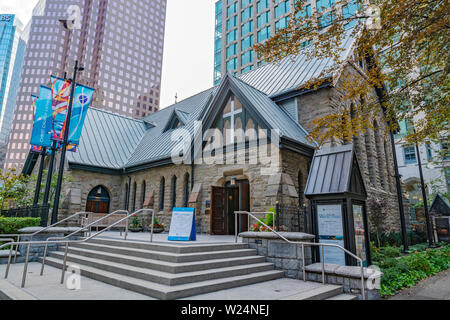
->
42, 141, 57, 208
32, 147, 47, 206
51, 60, 83, 224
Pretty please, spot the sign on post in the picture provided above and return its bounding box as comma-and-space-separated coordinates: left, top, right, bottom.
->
168, 208, 196, 241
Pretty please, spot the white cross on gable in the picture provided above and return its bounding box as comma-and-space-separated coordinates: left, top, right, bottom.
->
223, 96, 242, 143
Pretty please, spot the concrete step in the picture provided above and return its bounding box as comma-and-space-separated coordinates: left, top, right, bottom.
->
49, 246, 265, 273
85, 238, 248, 254
45, 251, 275, 286
70, 242, 257, 263
327, 294, 357, 300
42, 256, 284, 300
280, 285, 343, 300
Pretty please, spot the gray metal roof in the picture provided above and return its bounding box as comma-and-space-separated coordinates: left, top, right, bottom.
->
305, 144, 366, 197
239, 31, 356, 98
230, 75, 314, 145
67, 107, 147, 169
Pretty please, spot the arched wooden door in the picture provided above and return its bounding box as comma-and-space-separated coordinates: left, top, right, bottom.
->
86, 186, 110, 214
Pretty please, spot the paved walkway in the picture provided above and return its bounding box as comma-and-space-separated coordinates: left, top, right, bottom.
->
388, 269, 450, 300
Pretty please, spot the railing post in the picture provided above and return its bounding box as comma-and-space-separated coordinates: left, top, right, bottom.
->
150, 210, 154, 243
302, 244, 306, 282
40, 242, 49, 276
13, 235, 20, 264
361, 264, 366, 300
5, 245, 13, 279
235, 212, 238, 243
321, 246, 325, 284
60, 242, 69, 284
21, 243, 31, 288
276, 202, 280, 232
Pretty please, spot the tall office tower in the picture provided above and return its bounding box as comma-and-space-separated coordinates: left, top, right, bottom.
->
0, 14, 26, 168
214, 0, 359, 85
4, 0, 167, 170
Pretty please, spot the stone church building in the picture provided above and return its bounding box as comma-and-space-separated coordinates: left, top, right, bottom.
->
24, 34, 402, 235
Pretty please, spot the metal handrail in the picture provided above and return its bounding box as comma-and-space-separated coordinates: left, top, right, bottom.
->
234, 211, 367, 300
0, 211, 92, 266
0, 208, 154, 288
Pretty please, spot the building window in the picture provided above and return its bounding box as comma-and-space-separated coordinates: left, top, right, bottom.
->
426, 142, 433, 162
227, 57, 237, 71
275, 16, 289, 31
227, 29, 237, 44
441, 140, 450, 160
257, 26, 271, 42
159, 177, 165, 211
274, 0, 289, 18
184, 173, 190, 207
141, 181, 146, 207
227, 2, 237, 17
241, 35, 253, 51
124, 183, 129, 210
241, 6, 253, 22
257, 0, 269, 13
316, 0, 335, 13
227, 15, 237, 30
404, 145, 417, 165
241, 20, 253, 36
132, 182, 137, 212
241, 50, 254, 65
257, 11, 270, 27
226, 43, 237, 58
171, 175, 177, 208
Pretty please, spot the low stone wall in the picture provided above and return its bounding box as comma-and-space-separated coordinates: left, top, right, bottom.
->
240, 232, 383, 300
304, 263, 382, 300
18, 227, 82, 262
240, 232, 315, 280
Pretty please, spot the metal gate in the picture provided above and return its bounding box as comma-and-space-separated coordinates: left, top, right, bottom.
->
275, 204, 308, 232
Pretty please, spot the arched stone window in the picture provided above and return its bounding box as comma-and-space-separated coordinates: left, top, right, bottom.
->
159, 177, 165, 211
184, 173, 190, 207
124, 183, 129, 210
171, 175, 177, 209
141, 181, 146, 208
298, 171, 304, 207
131, 182, 137, 212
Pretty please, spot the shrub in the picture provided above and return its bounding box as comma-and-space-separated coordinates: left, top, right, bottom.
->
376, 245, 450, 297
0, 217, 41, 234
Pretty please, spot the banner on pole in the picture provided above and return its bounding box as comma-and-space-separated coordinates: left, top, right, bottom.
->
50, 75, 94, 147
68, 84, 94, 146
50, 76, 72, 142
30, 86, 53, 148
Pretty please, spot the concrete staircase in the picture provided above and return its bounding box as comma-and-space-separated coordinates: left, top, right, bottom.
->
40, 238, 285, 300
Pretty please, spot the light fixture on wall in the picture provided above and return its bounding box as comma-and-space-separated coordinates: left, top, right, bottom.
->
230, 177, 236, 186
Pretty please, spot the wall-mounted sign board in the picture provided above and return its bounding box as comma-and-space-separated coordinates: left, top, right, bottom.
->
168, 207, 196, 241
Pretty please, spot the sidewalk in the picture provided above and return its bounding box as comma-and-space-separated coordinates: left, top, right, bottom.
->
388, 269, 450, 300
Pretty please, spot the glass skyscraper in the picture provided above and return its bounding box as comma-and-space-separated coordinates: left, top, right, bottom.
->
214, 0, 359, 85
4, 0, 167, 170
0, 14, 26, 168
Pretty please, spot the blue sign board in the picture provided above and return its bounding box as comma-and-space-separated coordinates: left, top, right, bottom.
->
168, 208, 196, 241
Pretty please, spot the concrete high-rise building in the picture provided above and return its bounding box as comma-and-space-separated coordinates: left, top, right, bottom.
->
0, 14, 26, 168
4, 0, 167, 170
214, 0, 359, 85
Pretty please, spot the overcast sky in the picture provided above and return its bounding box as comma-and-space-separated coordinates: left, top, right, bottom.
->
0, 0, 215, 109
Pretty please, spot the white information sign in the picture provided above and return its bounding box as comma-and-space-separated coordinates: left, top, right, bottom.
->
168, 207, 196, 241
317, 204, 346, 266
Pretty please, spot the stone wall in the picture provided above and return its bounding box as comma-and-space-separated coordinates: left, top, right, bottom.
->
295, 64, 408, 232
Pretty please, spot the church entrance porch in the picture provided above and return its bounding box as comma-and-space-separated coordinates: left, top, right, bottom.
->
211, 179, 250, 235
86, 186, 110, 214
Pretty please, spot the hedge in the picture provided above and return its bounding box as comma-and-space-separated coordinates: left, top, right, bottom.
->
0, 217, 41, 235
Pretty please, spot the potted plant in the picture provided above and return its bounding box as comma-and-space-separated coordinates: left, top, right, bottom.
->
149, 217, 165, 233
129, 214, 143, 232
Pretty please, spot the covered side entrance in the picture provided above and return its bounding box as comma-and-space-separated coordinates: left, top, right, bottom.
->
211, 180, 250, 235
86, 186, 110, 213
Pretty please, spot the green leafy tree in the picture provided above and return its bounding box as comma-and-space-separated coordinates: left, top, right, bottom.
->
254, 0, 449, 145
0, 169, 32, 210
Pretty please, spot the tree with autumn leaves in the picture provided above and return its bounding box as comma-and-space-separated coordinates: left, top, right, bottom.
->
254, 0, 449, 146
